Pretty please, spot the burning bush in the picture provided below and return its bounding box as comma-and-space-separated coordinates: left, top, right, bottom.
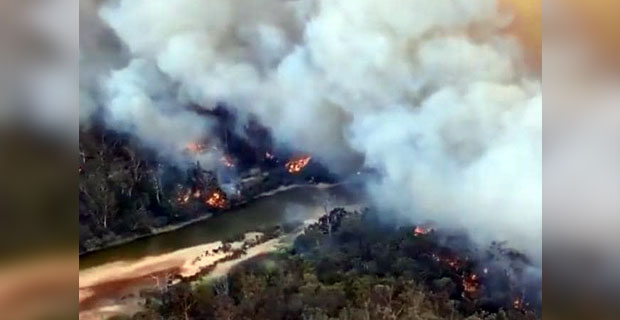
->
285, 155, 311, 174
185, 142, 208, 154
414, 225, 434, 237
176, 188, 192, 205
462, 273, 481, 298
205, 189, 228, 209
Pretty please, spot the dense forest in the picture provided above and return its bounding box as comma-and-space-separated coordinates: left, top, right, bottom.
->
79, 126, 227, 254
118, 209, 540, 320
79, 123, 332, 254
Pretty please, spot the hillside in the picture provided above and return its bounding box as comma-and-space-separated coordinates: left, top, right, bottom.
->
124, 209, 541, 320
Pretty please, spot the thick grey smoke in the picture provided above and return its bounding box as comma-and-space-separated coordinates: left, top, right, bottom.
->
104, 59, 221, 166
80, 0, 127, 128
92, 0, 541, 261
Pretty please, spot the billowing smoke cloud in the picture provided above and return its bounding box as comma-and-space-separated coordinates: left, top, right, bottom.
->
104, 59, 221, 166
92, 0, 541, 261
80, 0, 128, 128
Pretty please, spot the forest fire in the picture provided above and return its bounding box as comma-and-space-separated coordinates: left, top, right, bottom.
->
513, 296, 526, 311
186, 142, 207, 154
220, 155, 235, 168
414, 225, 434, 237
462, 273, 481, 298
176, 186, 227, 209
430, 252, 463, 271
205, 189, 228, 209
285, 155, 312, 174
176, 189, 192, 205
79, 0, 544, 317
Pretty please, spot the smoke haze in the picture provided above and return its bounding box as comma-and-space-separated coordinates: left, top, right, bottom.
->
83, 0, 541, 262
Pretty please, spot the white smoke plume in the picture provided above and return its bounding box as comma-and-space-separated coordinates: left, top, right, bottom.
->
80, 0, 128, 128
104, 59, 221, 166
92, 0, 541, 261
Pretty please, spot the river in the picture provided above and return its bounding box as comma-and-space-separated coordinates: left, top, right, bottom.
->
79, 183, 361, 270
79, 183, 362, 319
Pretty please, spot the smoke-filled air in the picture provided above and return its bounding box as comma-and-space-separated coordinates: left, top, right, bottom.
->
85, 0, 541, 262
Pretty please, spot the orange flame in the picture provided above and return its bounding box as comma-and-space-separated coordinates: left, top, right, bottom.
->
205, 189, 227, 209
285, 155, 312, 174
513, 296, 526, 310
177, 189, 192, 205
186, 142, 207, 154
431, 253, 462, 271
414, 225, 433, 237
462, 273, 481, 297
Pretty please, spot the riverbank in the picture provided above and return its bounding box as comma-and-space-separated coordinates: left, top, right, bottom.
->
79, 200, 365, 320
79, 213, 213, 257
80, 231, 292, 319
80, 182, 338, 257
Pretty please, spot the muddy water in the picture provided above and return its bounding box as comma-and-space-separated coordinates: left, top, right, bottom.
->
79, 183, 359, 270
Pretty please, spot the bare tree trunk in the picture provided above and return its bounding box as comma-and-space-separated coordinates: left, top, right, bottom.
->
154, 176, 161, 205
130, 149, 141, 198
79, 147, 86, 165
323, 198, 332, 237
328, 219, 332, 237
183, 298, 191, 320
